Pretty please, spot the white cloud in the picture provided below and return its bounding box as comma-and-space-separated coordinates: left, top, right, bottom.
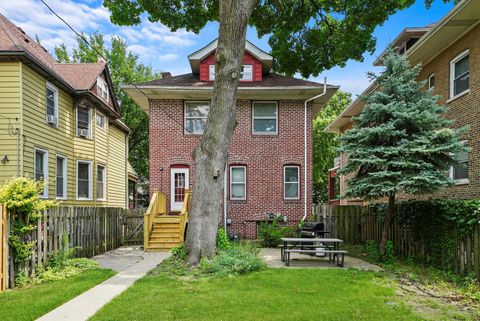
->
157, 53, 179, 62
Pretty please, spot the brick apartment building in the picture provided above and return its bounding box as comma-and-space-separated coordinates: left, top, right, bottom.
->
124, 40, 337, 238
325, 0, 480, 205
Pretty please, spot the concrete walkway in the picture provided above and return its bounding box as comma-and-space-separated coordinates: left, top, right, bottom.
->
260, 248, 382, 271
37, 246, 170, 321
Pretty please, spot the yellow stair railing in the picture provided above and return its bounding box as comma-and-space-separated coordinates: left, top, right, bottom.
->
144, 192, 167, 248
179, 189, 191, 242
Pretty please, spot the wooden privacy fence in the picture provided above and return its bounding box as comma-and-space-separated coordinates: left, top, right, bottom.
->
3, 206, 144, 289
314, 205, 480, 279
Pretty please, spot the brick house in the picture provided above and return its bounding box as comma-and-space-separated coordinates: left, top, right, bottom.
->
124, 39, 338, 238
325, 0, 480, 205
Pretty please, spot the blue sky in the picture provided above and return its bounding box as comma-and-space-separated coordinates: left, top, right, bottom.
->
0, 0, 454, 96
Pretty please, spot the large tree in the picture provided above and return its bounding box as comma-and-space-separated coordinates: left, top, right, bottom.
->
55, 33, 159, 202
103, 0, 453, 264
339, 51, 467, 254
313, 91, 351, 204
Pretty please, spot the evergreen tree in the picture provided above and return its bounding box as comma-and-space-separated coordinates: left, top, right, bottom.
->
339, 51, 468, 254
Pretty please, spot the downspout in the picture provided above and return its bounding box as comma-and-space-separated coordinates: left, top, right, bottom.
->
302, 77, 327, 222
223, 164, 227, 234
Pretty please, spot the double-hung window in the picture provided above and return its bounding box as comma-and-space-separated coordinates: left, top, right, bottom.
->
56, 155, 67, 199
77, 106, 91, 138
96, 165, 106, 200
284, 165, 300, 200
46, 82, 58, 127
77, 160, 92, 200
230, 166, 246, 200
450, 50, 469, 99
209, 65, 215, 81
185, 101, 210, 134
34, 148, 48, 198
96, 112, 106, 129
450, 141, 469, 184
97, 77, 109, 102
252, 102, 278, 134
240, 65, 253, 81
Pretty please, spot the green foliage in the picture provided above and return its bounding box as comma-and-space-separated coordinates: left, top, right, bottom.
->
313, 91, 351, 204
0, 178, 57, 268
383, 241, 395, 265
258, 218, 299, 248
365, 240, 379, 262
199, 242, 265, 276
170, 243, 187, 260
102, 1, 449, 78
340, 51, 468, 201
48, 233, 78, 269
55, 33, 160, 202
216, 227, 231, 251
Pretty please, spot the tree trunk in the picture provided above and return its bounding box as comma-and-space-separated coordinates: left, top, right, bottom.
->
379, 192, 395, 256
186, 0, 258, 265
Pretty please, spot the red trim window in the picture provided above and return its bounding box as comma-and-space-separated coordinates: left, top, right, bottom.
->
230, 165, 246, 200
284, 165, 300, 200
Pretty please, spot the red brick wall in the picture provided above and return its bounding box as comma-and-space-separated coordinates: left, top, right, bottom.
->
199, 51, 263, 82
149, 99, 313, 239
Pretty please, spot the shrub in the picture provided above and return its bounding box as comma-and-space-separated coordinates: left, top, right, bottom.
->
258, 218, 299, 248
200, 242, 265, 276
217, 227, 231, 251
171, 243, 187, 260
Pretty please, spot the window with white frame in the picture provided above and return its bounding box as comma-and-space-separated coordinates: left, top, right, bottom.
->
97, 77, 109, 102
240, 65, 253, 81
96, 165, 106, 200
428, 73, 435, 90
77, 106, 91, 138
284, 165, 300, 200
209, 64, 215, 81
450, 141, 469, 184
208, 64, 253, 81
450, 50, 469, 98
34, 148, 48, 198
56, 155, 67, 199
184, 101, 210, 134
252, 101, 278, 134
96, 112, 106, 129
45, 82, 58, 127
77, 160, 92, 200
230, 166, 246, 200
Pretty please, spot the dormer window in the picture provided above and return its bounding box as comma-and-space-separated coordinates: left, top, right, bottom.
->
208, 64, 253, 81
97, 77, 109, 102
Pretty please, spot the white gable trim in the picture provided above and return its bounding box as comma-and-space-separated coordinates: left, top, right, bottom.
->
188, 39, 273, 62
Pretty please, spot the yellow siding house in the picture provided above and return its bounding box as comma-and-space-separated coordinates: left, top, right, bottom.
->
0, 14, 133, 208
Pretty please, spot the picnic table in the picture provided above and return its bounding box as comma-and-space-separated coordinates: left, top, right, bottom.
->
280, 237, 347, 267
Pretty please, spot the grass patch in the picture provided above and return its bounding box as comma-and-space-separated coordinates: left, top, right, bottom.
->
91, 268, 420, 321
0, 268, 115, 321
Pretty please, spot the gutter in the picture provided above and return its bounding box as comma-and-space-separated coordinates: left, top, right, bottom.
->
303, 77, 327, 222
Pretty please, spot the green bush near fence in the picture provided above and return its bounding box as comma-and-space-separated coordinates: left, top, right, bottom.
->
367, 199, 480, 271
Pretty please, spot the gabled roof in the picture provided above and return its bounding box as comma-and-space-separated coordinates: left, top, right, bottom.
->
188, 39, 273, 74
0, 14, 122, 120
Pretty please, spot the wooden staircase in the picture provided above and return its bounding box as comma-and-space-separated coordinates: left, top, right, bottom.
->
144, 190, 191, 252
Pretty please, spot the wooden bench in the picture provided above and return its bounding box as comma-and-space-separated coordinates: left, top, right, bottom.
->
284, 249, 348, 267
278, 244, 320, 261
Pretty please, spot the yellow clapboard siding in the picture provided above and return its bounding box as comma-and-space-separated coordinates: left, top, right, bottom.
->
107, 125, 126, 208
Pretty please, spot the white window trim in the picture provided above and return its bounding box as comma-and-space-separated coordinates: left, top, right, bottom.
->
449, 140, 469, 185
449, 49, 469, 100
76, 160, 93, 200
230, 165, 246, 200
184, 101, 210, 135
209, 64, 215, 81
34, 147, 49, 198
240, 64, 253, 81
428, 73, 435, 90
96, 111, 106, 129
97, 77, 109, 102
76, 106, 92, 139
96, 164, 107, 201
284, 165, 300, 200
252, 101, 278, 135
55, 155, 67, 200
45, 81, 59, 128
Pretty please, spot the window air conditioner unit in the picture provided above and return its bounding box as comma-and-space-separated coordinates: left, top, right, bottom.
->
46, 115, 57, 125
78, 129, 89, 137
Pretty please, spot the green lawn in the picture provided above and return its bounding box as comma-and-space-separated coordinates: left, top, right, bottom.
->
91, 268, 422, 321
0, 269, 115, 321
